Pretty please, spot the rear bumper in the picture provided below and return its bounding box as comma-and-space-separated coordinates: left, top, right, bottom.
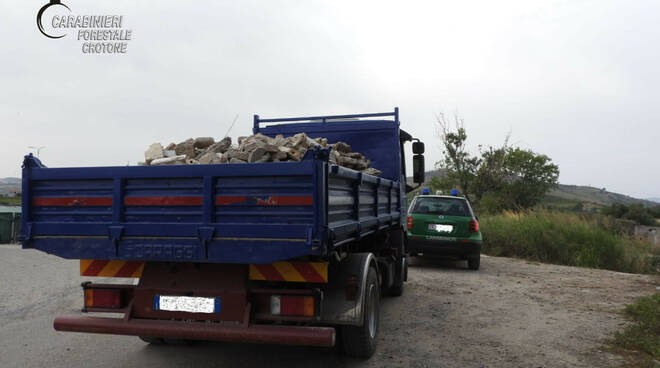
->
54, 315, 335, 347
408, 237, 481, 258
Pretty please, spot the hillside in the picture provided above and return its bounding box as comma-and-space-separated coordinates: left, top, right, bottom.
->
409, 170, 657, 209
0, 178, 20, 196
547, 184, 658, 208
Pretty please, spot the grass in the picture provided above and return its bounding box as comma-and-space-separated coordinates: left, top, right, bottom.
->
480, 210, 660, 274
0, 196, 21, 206
612, 293, 660, 365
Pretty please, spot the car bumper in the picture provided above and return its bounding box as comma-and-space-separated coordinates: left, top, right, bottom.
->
407, 236, 481, 257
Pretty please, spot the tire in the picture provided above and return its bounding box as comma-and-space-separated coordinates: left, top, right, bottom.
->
139, 337, 193, 345
388, 257, 406, 297
467, 255, 480, 270
341, 266, 380, 358
139, 336, 165, 344
163, 338, 195, 345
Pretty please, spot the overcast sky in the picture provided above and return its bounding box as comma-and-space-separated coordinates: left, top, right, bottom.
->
1, 0, 658, 198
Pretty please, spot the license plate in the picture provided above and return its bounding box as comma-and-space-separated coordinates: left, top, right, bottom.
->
429, 224, 453, 232
154, 295, 221, 314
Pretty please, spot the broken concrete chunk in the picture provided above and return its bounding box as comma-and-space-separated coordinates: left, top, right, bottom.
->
241, 137, 266, 152
193, 137, 215, 149
271, 134, 286, 146
256, 153, 271, 163
227, 149, 249, 162
150, 155, 186, 166
174, 140, 196, 158
263, 143, 280, 153
362, 167, 382, 176
145, 143, 164, 164
344, 152, 364, 159
248, 147, 267, 163
333, 141, 351, 153
200, 137, 232, 157
252, 133, 272, 143
141, 132, 381, 175
272, 151, 288, 161
198, 151, 218, 165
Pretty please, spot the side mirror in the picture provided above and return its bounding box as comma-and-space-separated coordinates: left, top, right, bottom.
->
413, 154, 425, 183
412, 141, 425, 154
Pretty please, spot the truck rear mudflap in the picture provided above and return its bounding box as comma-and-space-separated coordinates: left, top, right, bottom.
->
53, 315, 336, 347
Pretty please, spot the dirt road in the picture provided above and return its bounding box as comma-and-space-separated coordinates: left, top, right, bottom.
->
0, 244, 657, 368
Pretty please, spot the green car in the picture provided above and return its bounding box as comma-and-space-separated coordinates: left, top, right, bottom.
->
406, 195, 482, 270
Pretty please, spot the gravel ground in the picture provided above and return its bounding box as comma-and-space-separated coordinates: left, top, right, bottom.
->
0, 244, 657, 368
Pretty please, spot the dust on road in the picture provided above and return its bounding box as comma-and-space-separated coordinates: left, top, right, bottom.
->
0, 245, 657, 368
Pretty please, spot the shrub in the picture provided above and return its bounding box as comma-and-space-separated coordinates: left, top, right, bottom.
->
613, 293, 660, 361
480, 210, 659, 274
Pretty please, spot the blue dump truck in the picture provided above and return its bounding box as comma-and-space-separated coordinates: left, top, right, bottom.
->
20, 109, 425, 358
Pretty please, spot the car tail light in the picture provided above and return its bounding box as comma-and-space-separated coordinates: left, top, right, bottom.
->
407, 216, 413, 229
270, 295, 314, 316
84, 288, 122, 308
469, 219, 479, 232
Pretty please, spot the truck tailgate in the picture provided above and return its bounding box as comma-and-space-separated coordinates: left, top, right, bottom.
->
21, 153, 324, 264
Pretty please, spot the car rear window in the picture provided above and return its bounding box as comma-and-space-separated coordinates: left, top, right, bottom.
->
410, 197, 472, 217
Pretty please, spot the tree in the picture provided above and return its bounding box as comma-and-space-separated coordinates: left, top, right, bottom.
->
436, 114, 559, 213
623, 204, 655, 226
436, 113, 480, 202
602, 203, 657, 226
498, 148, 559, 209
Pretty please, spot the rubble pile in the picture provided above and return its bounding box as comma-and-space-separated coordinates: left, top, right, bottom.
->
141, 133, 382, 176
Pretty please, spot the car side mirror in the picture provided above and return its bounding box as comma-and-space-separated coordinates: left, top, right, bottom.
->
413, 154, 425, 183
412, 141, 425, 154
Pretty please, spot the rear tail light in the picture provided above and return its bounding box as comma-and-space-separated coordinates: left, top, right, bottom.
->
84, 288, 122, 308
270, 295, 314, 316
469, 219, 480, 232
407, 216, 413, 230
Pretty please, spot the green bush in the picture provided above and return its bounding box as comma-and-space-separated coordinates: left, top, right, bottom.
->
613, 293, 660, 361
480, 210, 659, 274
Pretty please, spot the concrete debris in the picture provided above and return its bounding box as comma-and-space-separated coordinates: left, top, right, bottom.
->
193, 137, 215, 149
141, 133, 381, 176
150, 155, 186, 166
144, 143, 165, 164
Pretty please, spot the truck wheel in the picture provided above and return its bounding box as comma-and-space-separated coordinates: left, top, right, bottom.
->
139, 336, 165, 344
163, 338, 195, 345
468, 255, 480, 270
388, 257, 406, 297
341, 266, 380, 358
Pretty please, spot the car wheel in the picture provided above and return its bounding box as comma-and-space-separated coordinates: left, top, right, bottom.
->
468, 255, 480, 270
341, 266, 380, 358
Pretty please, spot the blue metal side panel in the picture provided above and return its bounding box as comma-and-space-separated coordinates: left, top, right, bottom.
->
326, 165, 401, 247
21, 153, 323, 264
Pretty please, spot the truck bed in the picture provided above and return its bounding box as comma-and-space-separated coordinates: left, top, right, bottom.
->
20, 149, 402, 264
